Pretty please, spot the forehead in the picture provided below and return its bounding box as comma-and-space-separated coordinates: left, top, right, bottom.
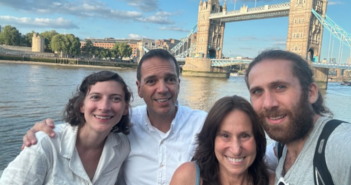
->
140, 57, 177, 77
248, 59, 297, 88
219, 110, 253, 132
88, 80, 124, 94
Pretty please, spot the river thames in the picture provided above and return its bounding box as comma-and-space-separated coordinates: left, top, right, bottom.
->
0, 62, 350, 170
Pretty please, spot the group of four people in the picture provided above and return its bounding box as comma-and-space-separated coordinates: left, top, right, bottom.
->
0, 49, 350, 185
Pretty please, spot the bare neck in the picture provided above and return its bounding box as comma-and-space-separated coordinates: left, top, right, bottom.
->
147, 107, 177, 133
219, 170, 252, 185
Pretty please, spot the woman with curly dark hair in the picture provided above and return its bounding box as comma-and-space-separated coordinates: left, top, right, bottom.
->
1, 71, 132, 184
170, 95, 272, 185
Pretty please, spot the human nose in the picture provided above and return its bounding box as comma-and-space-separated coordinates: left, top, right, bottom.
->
98, 97, 111, 111
262, 92, 278, 110
156, 80, 168, 93
229, 138, 242, 155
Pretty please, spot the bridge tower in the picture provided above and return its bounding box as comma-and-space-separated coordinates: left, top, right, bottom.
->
286, 0, 329, 89
196, 0, 225, 59
183, 0, 229, 78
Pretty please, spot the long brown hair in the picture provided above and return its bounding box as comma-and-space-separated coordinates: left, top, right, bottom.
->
193, 95, 269, 185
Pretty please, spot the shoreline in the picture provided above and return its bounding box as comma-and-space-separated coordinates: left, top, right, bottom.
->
0, 60, 135, 70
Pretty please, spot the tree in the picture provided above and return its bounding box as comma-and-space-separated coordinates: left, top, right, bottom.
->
40, 30, 59, 52
21, 31, 36, 47
112, 42, 132, 59
0, 25, 21, 45
81, 39, 94, 57
51, 34, 81, 57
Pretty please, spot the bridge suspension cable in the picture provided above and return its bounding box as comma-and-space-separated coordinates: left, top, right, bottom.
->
312, 9, 351, 49
170, 24, 197, 54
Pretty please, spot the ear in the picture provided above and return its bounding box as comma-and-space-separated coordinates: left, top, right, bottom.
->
136, 80, 143, 98
308, 82, 319, 104
80, 104, 85, 113
123, 104, 129, 115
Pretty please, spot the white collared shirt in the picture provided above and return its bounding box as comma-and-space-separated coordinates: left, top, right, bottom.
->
0, 124, 130, 185
119, 104, 207, 185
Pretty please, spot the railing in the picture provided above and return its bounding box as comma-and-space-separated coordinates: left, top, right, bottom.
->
210, 2, 290, 19
312, 62, 351, 69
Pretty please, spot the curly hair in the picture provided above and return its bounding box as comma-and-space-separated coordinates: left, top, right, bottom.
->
63, 70, 132, 135
193, 95, 269, 185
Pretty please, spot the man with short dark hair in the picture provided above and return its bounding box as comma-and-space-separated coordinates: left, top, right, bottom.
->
245, 49, 351, 184
21, 49, 207, 185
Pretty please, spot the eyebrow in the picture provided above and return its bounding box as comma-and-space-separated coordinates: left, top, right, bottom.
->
250, 80, 289, 90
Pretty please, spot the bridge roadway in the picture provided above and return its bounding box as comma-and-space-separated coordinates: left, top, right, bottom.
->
209, 2, 290, 22
176, 58, 351, 69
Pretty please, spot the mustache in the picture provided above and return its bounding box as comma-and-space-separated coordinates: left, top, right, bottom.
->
259, 108, 289, 117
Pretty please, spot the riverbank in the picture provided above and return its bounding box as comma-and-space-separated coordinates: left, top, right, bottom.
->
0, 59, 137, 70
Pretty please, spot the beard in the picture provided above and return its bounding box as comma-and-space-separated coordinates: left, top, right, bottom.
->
259, 92, 315, 144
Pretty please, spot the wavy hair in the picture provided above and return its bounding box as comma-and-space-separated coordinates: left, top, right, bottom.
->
245, 49, 332, 117
63, 70, 132, 135
193, 95, 269, 185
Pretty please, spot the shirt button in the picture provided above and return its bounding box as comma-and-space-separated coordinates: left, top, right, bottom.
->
160, 164, 164, 167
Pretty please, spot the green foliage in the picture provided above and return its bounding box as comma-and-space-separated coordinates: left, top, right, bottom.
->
0, 25, 21, 45
40, 30, 59, 52
21, 31, 36, 47
51, 34, 81, 57
81, 39, 94, 56
112, 42, 132, 58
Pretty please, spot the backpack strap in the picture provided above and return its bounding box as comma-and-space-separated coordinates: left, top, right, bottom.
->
313, 119, 343, 185
276, 142, 285, 160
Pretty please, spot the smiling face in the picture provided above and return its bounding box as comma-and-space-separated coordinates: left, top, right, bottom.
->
248, 59, 316, 143
215, 110, 257, 178
136, 56, 180, 119
80, 80, 128, 134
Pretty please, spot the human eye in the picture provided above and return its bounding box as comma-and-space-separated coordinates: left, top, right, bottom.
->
166, 77, 177, 83
275, 85, 287, 91
145, 79, 155, 85
90, 95, 100, 100
112, 96, 122, 102
250, 88, 262, 95
240, 133, 251, 140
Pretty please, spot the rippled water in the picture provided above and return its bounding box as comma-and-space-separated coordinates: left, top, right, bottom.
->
0, 62, 350, 170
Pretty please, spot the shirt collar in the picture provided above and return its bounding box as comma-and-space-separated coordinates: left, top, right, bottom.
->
143, 102, 181, 134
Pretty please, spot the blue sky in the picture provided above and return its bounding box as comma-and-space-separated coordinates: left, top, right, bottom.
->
0, 0, 350, 61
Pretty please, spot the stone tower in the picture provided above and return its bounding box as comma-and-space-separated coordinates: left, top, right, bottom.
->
32, 33, 45, 52
286, 0, 328, 62
196, 0, 225, 59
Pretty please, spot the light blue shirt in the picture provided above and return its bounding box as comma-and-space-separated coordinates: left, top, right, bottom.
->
0, 124, 130, 185
118, 104, 207, 185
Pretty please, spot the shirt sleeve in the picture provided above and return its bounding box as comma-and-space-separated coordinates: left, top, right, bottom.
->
0, 136, 51, 185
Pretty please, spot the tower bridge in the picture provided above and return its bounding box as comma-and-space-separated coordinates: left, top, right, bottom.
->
172, 0, 351, 89
138, 0, 351, 89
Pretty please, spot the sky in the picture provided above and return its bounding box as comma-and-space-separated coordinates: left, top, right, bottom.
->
0, 0, 350, 61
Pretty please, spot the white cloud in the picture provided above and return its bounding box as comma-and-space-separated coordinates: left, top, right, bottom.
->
159, 26, 189, 32
0, 15, 78, 29
328, 1, 344, 5
129, 33, 141, 39
0, 0, 144, 21
137, 15, 174, 25
119, 0, 158, 12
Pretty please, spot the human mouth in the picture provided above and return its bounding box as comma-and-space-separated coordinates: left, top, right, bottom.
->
268, 115, 286, 120
226, 156, 244, 163
94, 115, 113, 120
155, 98, 170, 102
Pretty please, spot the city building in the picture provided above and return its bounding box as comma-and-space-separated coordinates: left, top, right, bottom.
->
80, 38, 141, 57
